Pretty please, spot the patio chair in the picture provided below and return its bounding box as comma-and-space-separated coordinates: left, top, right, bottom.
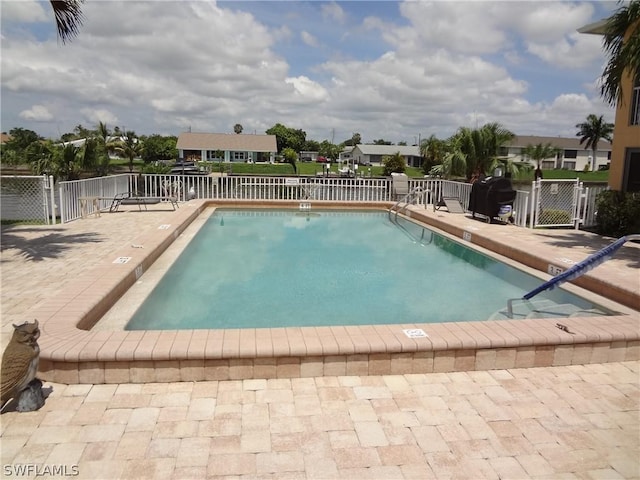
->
108, 191, 179, 212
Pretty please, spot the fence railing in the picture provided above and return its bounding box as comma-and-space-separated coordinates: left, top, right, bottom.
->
58, 174, 130, 223
0, 175, 55, 224
47, 173, 605, 230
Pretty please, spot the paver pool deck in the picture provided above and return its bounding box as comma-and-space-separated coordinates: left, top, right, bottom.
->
1, 200, 639, 479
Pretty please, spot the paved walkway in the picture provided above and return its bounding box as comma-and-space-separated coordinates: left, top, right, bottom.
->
1, 204, 639, 479
1, 362, 638, 479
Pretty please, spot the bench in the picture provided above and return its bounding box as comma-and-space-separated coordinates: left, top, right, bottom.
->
108, 192, 178, 212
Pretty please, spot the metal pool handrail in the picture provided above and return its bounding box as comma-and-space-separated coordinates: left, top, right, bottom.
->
389, 186, 429, 221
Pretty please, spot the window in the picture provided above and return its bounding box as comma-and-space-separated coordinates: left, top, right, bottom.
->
563, 161, 576, 170
564, 150, 577, 159
541, 161, 554, 170
207, 150, 223, 161
631, 76, 640, 125
232, 151, 246, 161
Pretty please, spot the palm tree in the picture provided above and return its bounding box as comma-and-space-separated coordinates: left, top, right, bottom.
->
113, 131, 143, 172
454, 122, 514, 179
575, 114, 614, 171
522, 143, 559, 170
49, 0, 85, 44
599, 0, 640, 106
420, 134, 447, 175
429, 137, 467, 179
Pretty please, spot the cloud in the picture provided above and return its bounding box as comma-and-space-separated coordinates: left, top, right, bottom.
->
301, 31, 319, 48
284, 76, 329, 103
19, 105, 53, 122
321, 2, 346, 24
0, 0, 615, 144
80, 108, 119, 126
1, 0, 49, 23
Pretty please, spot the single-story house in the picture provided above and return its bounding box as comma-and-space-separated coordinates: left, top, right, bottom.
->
501, 135, 612, 171
299, 151, 319, 162
350, 144, 422, 167
339, 146, 355, 163
176, 132, 278, 163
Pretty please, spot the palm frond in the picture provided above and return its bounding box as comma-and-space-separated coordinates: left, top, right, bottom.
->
600, 0, 640, 106
50, 0, 85, 44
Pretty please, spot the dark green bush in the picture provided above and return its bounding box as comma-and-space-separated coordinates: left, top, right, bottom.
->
594, 190, 640, 237
382, 153, 406, 176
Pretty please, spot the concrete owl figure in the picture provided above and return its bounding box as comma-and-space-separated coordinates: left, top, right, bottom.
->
1, 320, 40, 409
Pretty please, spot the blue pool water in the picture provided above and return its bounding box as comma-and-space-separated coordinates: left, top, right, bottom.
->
125, 209, 609, 330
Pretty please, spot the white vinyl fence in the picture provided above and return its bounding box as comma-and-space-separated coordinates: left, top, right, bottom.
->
12, 173, 602, 230
529, 179, 608, 229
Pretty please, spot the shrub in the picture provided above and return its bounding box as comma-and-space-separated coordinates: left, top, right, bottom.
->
538, 209, 572, 225
382, 152, 406, 176
594, 190, 640, 237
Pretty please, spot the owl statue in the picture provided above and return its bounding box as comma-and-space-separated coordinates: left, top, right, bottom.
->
1, 320, 41, 410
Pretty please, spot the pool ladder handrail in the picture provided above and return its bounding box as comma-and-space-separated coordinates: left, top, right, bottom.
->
389, 186, 428, 221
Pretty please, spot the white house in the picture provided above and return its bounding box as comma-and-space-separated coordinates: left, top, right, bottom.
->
501, 135, 612, 171
350, 144, 422, 167
176, 132, 278, 163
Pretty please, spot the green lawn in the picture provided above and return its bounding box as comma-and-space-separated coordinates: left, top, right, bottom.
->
116, 158, 609, 182
514, 169, 609, 183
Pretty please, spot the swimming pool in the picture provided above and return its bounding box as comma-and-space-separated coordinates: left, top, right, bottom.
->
125, 209, 610, 330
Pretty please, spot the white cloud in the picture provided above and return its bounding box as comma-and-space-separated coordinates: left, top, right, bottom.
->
527, 32, 605, 69
284, 76, 329, 103
19, 105, 53, 122
80, 108, 119, 126
1, 0, 49, 23
301, 31, 319, 48
0, 0, 616, 144
321, 2, 346, 24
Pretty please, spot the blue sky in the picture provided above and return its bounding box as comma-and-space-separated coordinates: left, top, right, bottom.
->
1, 1, 619, 144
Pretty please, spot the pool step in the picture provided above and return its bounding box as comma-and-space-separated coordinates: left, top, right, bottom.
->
488, 300, 603, 321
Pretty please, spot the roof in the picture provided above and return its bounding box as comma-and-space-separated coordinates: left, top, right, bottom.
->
507, 135, 612, 151
177, 132, 277, 152
577, 19, 608, 35
353, 144, 420, 156
0, 132, 12, 144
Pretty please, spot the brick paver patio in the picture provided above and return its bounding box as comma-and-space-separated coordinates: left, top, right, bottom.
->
1, 202, 638, 479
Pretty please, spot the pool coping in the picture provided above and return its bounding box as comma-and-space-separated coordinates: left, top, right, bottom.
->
33, 199, 640, 384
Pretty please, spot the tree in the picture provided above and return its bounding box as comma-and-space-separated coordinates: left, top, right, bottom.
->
428, 137, 467, 179
454, 122, 514, 179
112, 131, 143, 172
599, 0, 640, 106
141, 135, 178, 162
1, 128, 43, 165
49, 0, 84, 44
303, 139, 320, 152
281, 147, 298, 174
420, 135, 447, 176
522, 143, 559, 169
32, 142, 88, 180
5, 128, 42, 150
234, 124, 243, 134
373, 139, 392, 145
575, 114, 614, 171
318, 140, 341, 162
382, 152, 406, 176
265, 123, 306, 153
